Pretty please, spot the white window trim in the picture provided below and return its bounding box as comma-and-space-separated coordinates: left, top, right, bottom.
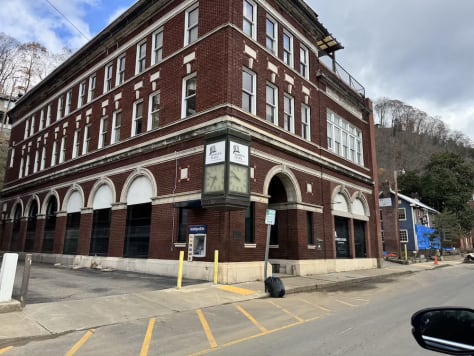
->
104, 63, 113, 94
283, 30, 294, 68
99, 117, 108, 148
181, 73, 197, 118
152, 28, 164, 65
301, 104, 311, 140
148, 91, 160, 131
265, 16, 278, 54
65, 91, 72, 115
400, 229, 409, 243
116, 54, 126, 86
131, 100, 144, 137
242, 68, 256, 115
300, 45, 309, 79
59, 136, 66, 163
184, 4, 199, 46
111, 111, 121, 145
88, 74, 96, 102
82, 125, 91, 155
78, 81, 86, 108
72, 129, 80, 158
40, 146, 46, 170
284, 94, 295, 133
135, 41, 147, 74
243, 0, 257, 40
265, 83, 278, 124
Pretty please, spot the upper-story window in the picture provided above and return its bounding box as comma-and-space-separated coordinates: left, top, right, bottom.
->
132, 101, 143, 136
266, 17, 277, 54
40, 146, 46, 170
242, 68, 256, 115
301, 104, 311, 140
300, 45, 309, 78
33, 149, 39, 173
82, 124, 91, 155
243, 0, 257, 40
57, 95, 64, 120
39, 109, 45, 130
265, 83, 278, 124
283, 30, 293, 67
65, 90, 73, 115
185, 5, 199, 45
51, 139, 58, 166
117, 54, 126, 86
78, 81, 86, 108
111, 111, 121, 144
99, 116, 108, 148
24, 119, 29, 138
148, 91, 160, 130
104, 63, 114, 93
182, 74, 197, 118
72, 128, 81, 159
283, 94, 295, 133
88, 74, 96, 102
46, 104, 52, 126
30, 116, 35, 136
59, 136, 66, 163
398, 208, 407, 221
136, 41, 147, 74
327, 110, 364, 166
152, 29, 163, 65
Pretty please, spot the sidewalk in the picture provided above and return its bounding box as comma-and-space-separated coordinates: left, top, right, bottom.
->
0, 259, 460, 346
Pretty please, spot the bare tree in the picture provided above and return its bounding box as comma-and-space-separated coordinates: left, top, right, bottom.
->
0, 33, 20, 95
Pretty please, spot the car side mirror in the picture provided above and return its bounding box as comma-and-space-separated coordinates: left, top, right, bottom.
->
411, 307, 474, 355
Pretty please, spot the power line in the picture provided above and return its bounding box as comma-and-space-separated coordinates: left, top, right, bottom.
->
44, 0, 90, 42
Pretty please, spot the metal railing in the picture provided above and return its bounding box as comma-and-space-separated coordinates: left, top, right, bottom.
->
332, 61, 365, 97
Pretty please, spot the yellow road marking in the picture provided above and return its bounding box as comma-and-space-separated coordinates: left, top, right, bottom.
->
218, 285, 256, 296
140, 318, 156, 356
335, 299, 357, 307
0, 346, 13, 355
196, 309, 218, 349
235, 305, 267, 333
266, 300, 304, 322
65, 329, 95, 356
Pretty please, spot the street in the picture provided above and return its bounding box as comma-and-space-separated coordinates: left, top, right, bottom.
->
2, 263, 472, 355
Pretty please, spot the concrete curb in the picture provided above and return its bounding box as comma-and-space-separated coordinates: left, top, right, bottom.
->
0, 300, 21, 313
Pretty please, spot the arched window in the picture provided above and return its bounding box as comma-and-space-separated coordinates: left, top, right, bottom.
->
43, 197, 57, 253
25, 200, 38, 251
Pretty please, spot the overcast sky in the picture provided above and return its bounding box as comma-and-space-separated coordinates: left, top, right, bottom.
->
1, 0, 473, 142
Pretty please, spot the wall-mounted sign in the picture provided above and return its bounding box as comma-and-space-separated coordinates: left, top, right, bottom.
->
189, 225, 207, 234
379, 198, 392, 207
265, 209, 276, 225
205, 140, 226, 165
229, 141, 249, 165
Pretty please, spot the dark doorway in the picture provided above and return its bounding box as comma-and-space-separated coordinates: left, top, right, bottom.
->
64, 212, 80, 255
25, 201, 38, 251
354, 221, 366, 258
335, 216, 350, 258
268, 176, 287, 246
10, 205, 22, 251
90, 208, 111, 256
43, 198, 57, 253
124, 203, 151, 258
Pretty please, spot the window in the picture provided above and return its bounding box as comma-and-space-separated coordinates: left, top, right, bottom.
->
39, 109, 45, 130
243, 0, 257, 39
301, 104, 310, 140
65, 90, 73, 115
30, 116, 35, 135
19, 157, 24, 178
117, 54, 126, 85
72, 128, 80, 158
111, 111, 121, 144
300, 45, 309, 78
182, 74, 197, 118
242, 68, 256, 114
185, 5, 199, 45
33, 150, 39, 173
9, 147, 14, 168
152, 29, 163, 65
132, 101, 143, 136
59, 136, 66, 163
136, 41, 147, 74
82, 124, 91, 154
88, 74, 96, 102
265, 84, 278, 124
398, 208, 407, 221
177, 208, 188, 243
24, 119, 29, 138
148, 92, 160, 130
283, 31, 293, 67
78, 81, 86, 108
400, 229, 408, 243
51, 140, 58, 166
104, 63, 113, 93
266, 17, 277, 54
40, 146, 46, 170
57, 95, 64, 120
327, 110, 364, 166
46, 104, 52, 126
245, 202, 255, 244
99, 117, 108, 148
24, 151, 30, 176
283, 94, 294, 133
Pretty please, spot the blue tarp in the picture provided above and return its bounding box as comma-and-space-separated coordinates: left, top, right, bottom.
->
415, 225, 440, 250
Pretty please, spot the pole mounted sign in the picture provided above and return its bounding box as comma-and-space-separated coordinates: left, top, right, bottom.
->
265, 209, 276, 225
264, 209, 276, 280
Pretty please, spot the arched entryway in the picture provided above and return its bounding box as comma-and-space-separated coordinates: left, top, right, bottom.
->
42, 195, 58, 253
25, 199, 39, 252
90, 180, 115, 256
63, 189, 84, 255
10, 204, 22, 251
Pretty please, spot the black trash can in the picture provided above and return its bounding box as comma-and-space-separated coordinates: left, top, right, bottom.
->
265, 276, 285, 298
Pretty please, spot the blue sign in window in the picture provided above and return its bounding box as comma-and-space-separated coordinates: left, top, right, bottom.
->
189, 225, 207, 234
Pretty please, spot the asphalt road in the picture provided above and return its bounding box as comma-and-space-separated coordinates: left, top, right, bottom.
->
5, 263, 473, 355
12, 262, 206, 304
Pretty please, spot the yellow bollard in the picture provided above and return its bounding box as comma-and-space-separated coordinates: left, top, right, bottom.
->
177, 251, 184, 289
404, 244, 408, 261
213, 250, 219, 284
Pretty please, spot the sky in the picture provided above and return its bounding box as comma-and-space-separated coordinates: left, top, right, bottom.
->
1, 0, 473, 142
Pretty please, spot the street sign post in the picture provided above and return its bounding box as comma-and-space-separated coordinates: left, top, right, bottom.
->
264, 209, 276, 280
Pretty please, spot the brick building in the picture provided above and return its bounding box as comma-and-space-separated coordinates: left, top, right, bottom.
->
0, 0, 381, 283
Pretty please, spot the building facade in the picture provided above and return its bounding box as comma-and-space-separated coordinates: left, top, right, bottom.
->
0, 0, 381, 283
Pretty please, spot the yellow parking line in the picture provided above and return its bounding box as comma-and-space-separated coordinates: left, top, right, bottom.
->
0, 346, 13, 355
266, 300, 304, 322
140, 318, 156, 356
196, 309, 217, 349
218, 285, 256, 296
235, 305, 268, 333
65, 329, 95, 356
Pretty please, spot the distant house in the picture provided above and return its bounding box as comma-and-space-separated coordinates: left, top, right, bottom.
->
380, 186, 439, 256
0, 94, 15, 134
